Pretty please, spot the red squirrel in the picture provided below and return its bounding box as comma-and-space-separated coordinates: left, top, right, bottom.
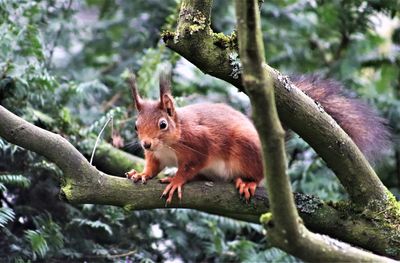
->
125, 72, 390, 204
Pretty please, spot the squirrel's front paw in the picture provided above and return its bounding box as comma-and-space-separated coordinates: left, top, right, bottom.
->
125, 169, 150, 184
160, 177, 185, 205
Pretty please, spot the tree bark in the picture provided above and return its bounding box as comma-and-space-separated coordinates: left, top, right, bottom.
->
235, 0, 396, 261
0, 0, 399, 260
162, 0, 390, 208
0, 105, 399, 259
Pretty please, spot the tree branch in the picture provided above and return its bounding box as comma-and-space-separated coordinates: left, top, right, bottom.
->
162, 0, 389, 208
236, 0, 299, 247
0, 105, 399, 259
91, 142, 144, 177
235, 0, 396, 262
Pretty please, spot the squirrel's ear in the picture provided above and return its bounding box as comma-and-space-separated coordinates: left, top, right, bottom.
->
127, 72, 143, 111
159, 71, 175, 117
160, 94, 175, 117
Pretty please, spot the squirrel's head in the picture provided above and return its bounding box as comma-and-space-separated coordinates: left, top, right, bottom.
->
128, 72, 180, 151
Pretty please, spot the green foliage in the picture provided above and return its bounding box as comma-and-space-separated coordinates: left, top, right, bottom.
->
22, 214, 64, 259
0, 174, 31, 189
0, 0, 398, 261
24, 230, 49, 260
0, 207, 15, 228
70, 218, 113, 236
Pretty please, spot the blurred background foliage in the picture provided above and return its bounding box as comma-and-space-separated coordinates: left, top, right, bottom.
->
0, 0, 398, 261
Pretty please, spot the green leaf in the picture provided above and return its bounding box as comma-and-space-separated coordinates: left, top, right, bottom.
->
24, 229, 49, 259
32, 214, 64, 252
0, 174, 31, 188
0, 207, 15, 227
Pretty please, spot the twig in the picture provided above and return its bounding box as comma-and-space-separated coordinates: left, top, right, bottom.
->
109, 250, 137, 259
90, 116, 113, 165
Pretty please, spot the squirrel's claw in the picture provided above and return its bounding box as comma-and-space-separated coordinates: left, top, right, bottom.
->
235, 178, 244, 189
235, 178, 257, 202
161, 178, 184, 205
125, 169, 137, 180
133, 174, 141, 183
159, 177, 172, 184
126, 169, 149, 184
178, 186, 182, 200
165, 185, 182, 204
141, 176, 147, 184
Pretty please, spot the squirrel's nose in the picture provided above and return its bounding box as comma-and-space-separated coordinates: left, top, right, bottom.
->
142, 141, 152, 150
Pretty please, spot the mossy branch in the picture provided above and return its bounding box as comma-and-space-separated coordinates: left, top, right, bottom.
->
0, 105, 399, 259
235, 0, 395, 262
236, 0, 299, 247
162, 0, 389, 209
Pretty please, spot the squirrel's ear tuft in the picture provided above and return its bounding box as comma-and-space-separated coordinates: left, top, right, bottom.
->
127, 72, 143, 111
159, 69, 172, 97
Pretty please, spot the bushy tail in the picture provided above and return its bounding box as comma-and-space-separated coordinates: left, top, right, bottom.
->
292, 75, 391, 161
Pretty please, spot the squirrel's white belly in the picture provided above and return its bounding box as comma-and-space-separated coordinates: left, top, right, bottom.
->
154, 147, 235, 180
200, 159, 234, 180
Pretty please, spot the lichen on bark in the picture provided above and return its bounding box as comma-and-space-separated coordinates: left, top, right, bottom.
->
212, 32, 237, 49
163, 0, 390, 209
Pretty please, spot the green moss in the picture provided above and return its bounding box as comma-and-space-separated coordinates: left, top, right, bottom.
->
327, 200, 352, 212
60, 178, 73, 202
329, 192, 400, 226
179, 8, 208, 35
361, 190, 400, 226
123, 204, 135, 212
189, 24, 206, 34
161, 30, 176, 41
163, 8, 210, 44
385, 190, 400, 218
212, 32, 230, 47
212, 32, 237, 49
330, 192, 400, 257
126, 161, 144, 174
260, 212, 273, 225
94, 143, 144, 176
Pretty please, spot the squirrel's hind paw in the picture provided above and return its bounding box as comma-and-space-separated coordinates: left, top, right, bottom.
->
235, 178, 257, 202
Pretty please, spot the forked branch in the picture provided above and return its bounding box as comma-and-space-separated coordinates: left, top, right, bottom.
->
0, 105, 399, 259
235, 0, 395, 261
163, 0, 389, 208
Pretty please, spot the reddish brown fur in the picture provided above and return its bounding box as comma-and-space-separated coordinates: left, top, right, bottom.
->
126, 74, 264, 203
292, 75, 391, 161
126, 73, 390, 203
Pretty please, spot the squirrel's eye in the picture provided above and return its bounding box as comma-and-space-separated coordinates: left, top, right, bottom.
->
159, 119, 168, 130
134, 123, 138, 131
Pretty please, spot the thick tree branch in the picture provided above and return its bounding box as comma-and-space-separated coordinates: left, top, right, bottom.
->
91, 142, 144, 176
235, 0, 395, 262
0, 107, 90, 184
0, 106, 399, 259
236, 0, 299, 247
162, 0, 389, 209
